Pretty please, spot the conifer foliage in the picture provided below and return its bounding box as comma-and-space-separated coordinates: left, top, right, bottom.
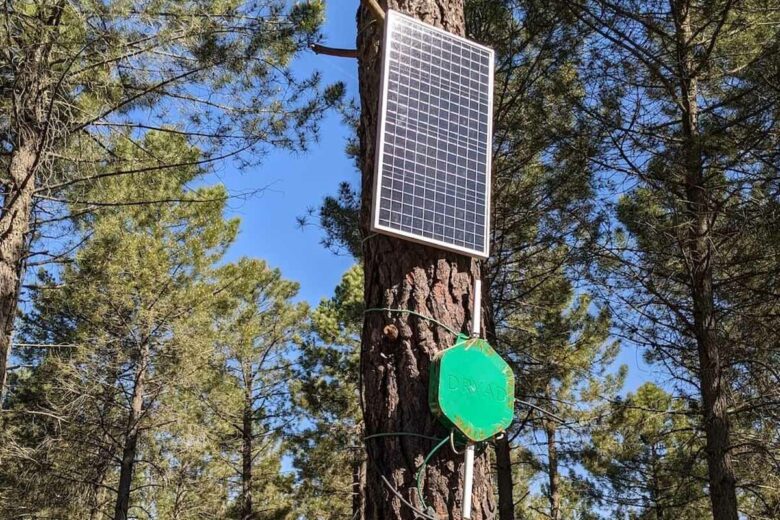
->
1, 1, 779, 519
0, 0, 342, 403
0, 133, 306, 519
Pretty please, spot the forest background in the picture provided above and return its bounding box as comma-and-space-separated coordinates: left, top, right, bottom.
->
1, 1, 778, 519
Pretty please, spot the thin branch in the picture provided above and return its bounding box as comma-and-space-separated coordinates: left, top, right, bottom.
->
310, 44, 359, 59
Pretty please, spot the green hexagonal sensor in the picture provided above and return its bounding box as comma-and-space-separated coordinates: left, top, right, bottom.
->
429, 334, 515, 442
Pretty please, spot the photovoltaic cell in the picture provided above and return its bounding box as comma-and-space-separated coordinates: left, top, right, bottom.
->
371, 10, 494, 258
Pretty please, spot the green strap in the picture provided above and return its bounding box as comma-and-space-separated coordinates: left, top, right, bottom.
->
415, 435, 451, 511
364, 307, 459, 336
364, 432, 444, 443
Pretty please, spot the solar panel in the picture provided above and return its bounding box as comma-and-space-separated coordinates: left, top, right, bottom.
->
371, 10, 494, 259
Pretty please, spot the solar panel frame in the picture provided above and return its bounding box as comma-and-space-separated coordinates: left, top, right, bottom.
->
371, 9, 494, 259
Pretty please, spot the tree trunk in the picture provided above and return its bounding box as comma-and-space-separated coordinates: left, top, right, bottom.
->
0, 0, 64, 407
353, 456, 367, 520
672, 2, 738, 519
114, 344, 149, 520
649, 444, 663, 520
494, 435, 515, 520
357, 2, 495, 519
114, 430, 139, 520
0, 136, 38, 406
91, 356, 121, 520
544, 421, 560, 520
241, 393, 254, 520
484, 280, 514, 520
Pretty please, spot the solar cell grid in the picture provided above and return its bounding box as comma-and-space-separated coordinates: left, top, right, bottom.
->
372, 10, 494, 258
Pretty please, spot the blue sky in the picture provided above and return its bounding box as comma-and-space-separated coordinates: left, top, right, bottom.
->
217, 1, 360, 305
212, 0, 658, 391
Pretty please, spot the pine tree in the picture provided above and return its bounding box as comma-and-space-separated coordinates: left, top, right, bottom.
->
0, 0, 341, 403
567, 1, 780, 516
206, 258, 308, 520
583, 383, 709, 519
466, 2, 601, 518
356, 1, 496, 518
293, 264, 365, 520
0, 131, 238, 519
502, 258, 622, 520
320, 2, 599, 517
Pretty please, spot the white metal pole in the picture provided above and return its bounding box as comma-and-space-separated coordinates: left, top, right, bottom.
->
463, 444, 475, 519
463, 277, 481, 519
471, 279, 481, 338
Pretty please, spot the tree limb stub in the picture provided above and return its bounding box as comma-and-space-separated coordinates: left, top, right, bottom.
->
364, 0, 386, 21
311, 44, 359, 59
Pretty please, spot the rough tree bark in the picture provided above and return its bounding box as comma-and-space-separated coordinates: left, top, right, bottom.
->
357, 1, 496, 519
671, 1, 738, 519
113, 343, 149, 520
0, 138, 35, 404
0, 1, 66, 405
494, 435, 515, 520
544, 421, 560, 520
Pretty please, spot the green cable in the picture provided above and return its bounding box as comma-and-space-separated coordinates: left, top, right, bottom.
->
415, 434, 450, 512
364, 307, 459, 336
364, 432, 444, 443
364, 431, 450, 515
365, 431, 480, 515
